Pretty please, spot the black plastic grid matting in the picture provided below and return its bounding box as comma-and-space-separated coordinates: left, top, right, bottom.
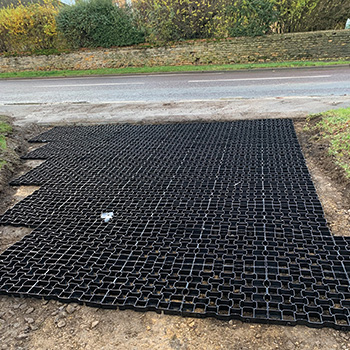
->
1, 120, 350, 330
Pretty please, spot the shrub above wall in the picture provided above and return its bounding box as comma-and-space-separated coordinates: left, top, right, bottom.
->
226, 0, 278, 37
133, 0, 350, 43
1, 0, 349, 56
134, 0, 228, 42
56, 0, 144, 48
0, 0, 65, 54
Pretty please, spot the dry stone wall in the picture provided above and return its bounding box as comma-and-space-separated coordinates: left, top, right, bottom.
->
1, 30, 349, 73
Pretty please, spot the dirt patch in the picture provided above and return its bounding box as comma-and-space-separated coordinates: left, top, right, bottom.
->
13, 185, 40, 199
0, 118, 350, 349
0, 184, 41, 254
15, 160, 45, 179
1, 296, 350, 350
0, 119, 44, 270
0, 225, 32, 253
294, 119, 350, 236
0, 118, 45, 214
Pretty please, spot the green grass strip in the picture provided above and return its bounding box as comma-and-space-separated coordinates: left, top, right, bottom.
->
309, 107, 350, 178
0, 121, 12, 134
0, 117, 13, 172
0, 118, 11, 171
0, 135, 6, 150
1, 60, 349, 79
0, 118, 13, 151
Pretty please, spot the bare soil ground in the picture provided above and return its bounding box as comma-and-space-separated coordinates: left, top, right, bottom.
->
0, 118, 349, 350
294, 119, 350, 237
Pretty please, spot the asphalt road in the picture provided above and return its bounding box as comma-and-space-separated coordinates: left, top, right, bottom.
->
1, 66, 349, 104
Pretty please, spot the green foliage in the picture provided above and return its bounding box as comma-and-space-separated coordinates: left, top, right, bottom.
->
0, 0, 48, 7
56, 0, 144, 48
134, 0, 278, 41
134, 0, 227, 42
0, 0, 65, 54
273, 0, 317, 33
300, 0, 350, 31
1, 0, 348, 53
272, 0, 350, 33
135, 0, 350, 40
226, 0, 278, 37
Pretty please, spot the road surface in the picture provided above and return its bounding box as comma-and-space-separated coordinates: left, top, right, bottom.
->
0, 66, 349, 125
0, 67, 349, 104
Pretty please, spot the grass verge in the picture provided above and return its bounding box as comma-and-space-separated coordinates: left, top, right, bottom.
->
1, 59, 349, 79
0, 117, 13, 169
306, 107, 350, 178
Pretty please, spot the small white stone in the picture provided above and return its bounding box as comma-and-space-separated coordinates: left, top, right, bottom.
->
91, 320, 99, 329
57, 320, 66, 328
26, 307, 35, 315
24, 317, 34, 324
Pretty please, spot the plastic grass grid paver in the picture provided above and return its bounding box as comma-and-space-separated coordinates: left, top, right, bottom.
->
0, 119, 350, 330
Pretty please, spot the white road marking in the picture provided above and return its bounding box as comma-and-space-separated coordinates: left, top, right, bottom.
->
38, 82, 145, 88
148, 73, 224, 77
188, 75, 332, 83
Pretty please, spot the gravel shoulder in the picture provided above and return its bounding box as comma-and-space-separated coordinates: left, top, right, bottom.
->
0, 117, 349, 350
1, 96, 350, 126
